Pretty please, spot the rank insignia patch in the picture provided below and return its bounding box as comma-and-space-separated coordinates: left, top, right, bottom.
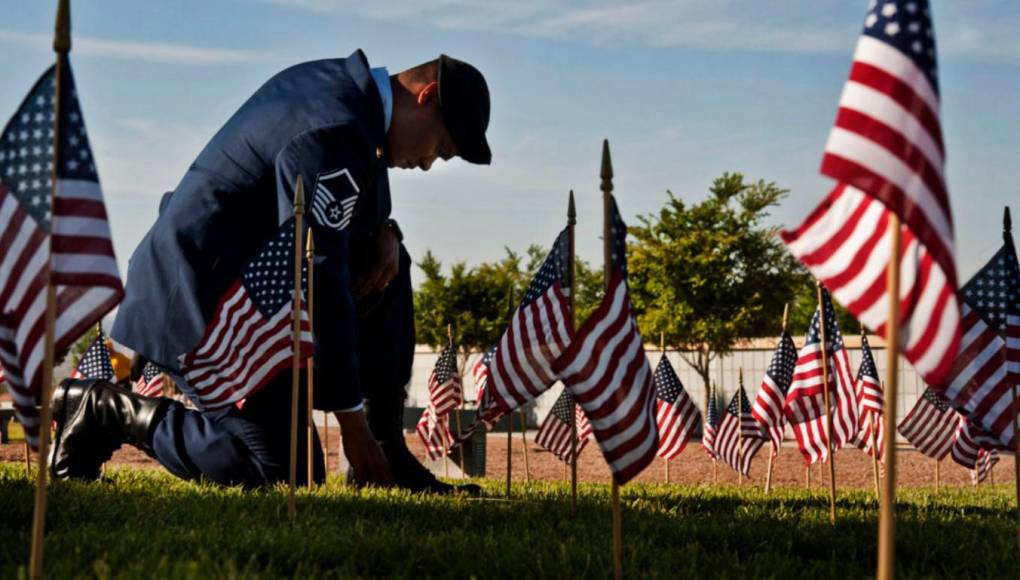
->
311, 168, 359, 231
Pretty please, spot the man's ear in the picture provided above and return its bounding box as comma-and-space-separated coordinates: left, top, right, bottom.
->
416, 81, 439, 106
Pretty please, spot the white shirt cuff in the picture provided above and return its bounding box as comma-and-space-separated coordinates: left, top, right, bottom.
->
335, 402, 364, 413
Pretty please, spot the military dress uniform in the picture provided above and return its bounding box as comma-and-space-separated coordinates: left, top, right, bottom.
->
49, 49, 492, 489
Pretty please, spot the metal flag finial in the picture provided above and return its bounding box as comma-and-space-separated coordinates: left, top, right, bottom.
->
600, 139, 613, 195
294, 175, 306, 214
568, 190, 576, 225
305, 227, 314, 254
54, 0, 71, 53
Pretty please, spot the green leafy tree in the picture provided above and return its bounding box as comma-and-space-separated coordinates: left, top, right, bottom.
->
627, 173, 813, 404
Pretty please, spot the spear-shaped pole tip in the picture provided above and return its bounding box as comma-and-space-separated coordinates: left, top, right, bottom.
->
1005, 206, 1012, 233
54, 0, 71, 53
293, 175, 305, 213
600, 139, 613, 194
447, 323, 453, 345
305, 228, 314, 254
568, 190, 577, 225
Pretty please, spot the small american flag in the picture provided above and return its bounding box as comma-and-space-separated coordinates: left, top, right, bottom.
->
715, 386, 762, 476
852, 334, 885, 461
653, 355, 700, 460
780, 0, 961, 394
69, 334, 114, 381
133, 362, 165, 398
940, 213, 1019, 450
0, 58, 123, 447
553, 196, 658, 484
486, 229, 572, 418
472, 345, 496, 405
177, 218, 312, 410
535, 388, 592, 463
703, 387, 719, 460
784, 288, 860, 465
750, 330, 797, 452
416, 344, 462, 461
897, 388, 959, 459
971, 448, 999, 485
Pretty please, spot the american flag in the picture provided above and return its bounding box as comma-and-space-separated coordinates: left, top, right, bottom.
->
472, 345, 496, 405
950, 417, 981, 470
939, 213, 1019, 450
486, 228, 572, 417
653, 355, 700, 460
177, 218, 312, 410
751, 330, 798, 452
133, 362, 165, 398
780, 0, 961, 394
852, 334, 885, 461
552, 196, 658, 484
971, 447, 999, 485
0, 59, 123, 447
715, 386, 763, 476
535, 387, 592, 463
897, 388, 958, 459
416, 344, 462, 460
703, 387, 719, 460
784, 288, 859, 464
69, 333, 114, 381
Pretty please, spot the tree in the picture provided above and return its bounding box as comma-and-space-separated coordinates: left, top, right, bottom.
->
627, 173, 812, 404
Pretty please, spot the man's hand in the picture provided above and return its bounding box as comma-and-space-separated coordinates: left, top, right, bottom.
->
336, 409, 393, 487
353, 223, 400, 298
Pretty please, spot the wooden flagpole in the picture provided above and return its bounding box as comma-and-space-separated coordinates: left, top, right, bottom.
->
29, 2, 70, 576
934, 459, 940, 494
765, 304, 789, 495
24, 440, 31, 478
305, 230, 315, 488
870, 412, 881, 501
877, 214, 902, 580
287, 175, 306, 520
661, 332, 669, 484
806, 464, 811, 488
567, 191, 579, 515
601, 139, 623, 580
1004, 207, 1020, 545
519, 407, 530, 482
448, 325, 466, 478
738, 368, 744, 486
815, 281, 838, 525
505, 408, 512, 498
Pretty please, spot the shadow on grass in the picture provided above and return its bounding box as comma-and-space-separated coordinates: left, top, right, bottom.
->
1, 466, 1016, 578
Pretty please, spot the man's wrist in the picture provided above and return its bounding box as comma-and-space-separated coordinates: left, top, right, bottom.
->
381, 218, 403, 242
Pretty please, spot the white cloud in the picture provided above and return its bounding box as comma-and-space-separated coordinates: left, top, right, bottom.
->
260, 0, 1020, 61
0, 29, 277, 65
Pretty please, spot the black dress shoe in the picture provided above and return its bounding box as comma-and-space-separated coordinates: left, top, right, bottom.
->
50, 379, 171, 480
381, 439, 482, 495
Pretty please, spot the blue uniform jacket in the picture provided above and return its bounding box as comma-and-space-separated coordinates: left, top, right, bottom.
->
112, 50, 390, 410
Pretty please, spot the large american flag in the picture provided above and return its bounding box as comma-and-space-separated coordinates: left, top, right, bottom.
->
939, 216, 1019, 450
784, 288, 859, 464
653, 355, 700, 460
0, 59, 123, 448
69, 333, 113, 381
715, 386, 762, 476
750, 330, 797, 452
780, 0, 961, 394
486, 228, 572, 417
703, 387, 719, 460
177, 218, 312, 409
416, 344, 462, 461
535, 387, 592, 464
552, 196, 658, 484
133, 362, 165, 398
852, 334, 885, 461
897, 388, 958, 459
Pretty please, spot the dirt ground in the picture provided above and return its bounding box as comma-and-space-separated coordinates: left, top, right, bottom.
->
3, 427, 1014, 489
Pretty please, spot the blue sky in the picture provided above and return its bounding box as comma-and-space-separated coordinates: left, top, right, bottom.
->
2, 0, 1018, 285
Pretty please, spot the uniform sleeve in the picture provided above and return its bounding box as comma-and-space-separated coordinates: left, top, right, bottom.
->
275, 124, 373, 411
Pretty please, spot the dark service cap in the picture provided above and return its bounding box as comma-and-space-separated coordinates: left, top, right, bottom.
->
438, 54, 492, 165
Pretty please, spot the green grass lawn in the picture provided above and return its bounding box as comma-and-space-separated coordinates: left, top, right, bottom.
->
1, 464, 1017, 579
